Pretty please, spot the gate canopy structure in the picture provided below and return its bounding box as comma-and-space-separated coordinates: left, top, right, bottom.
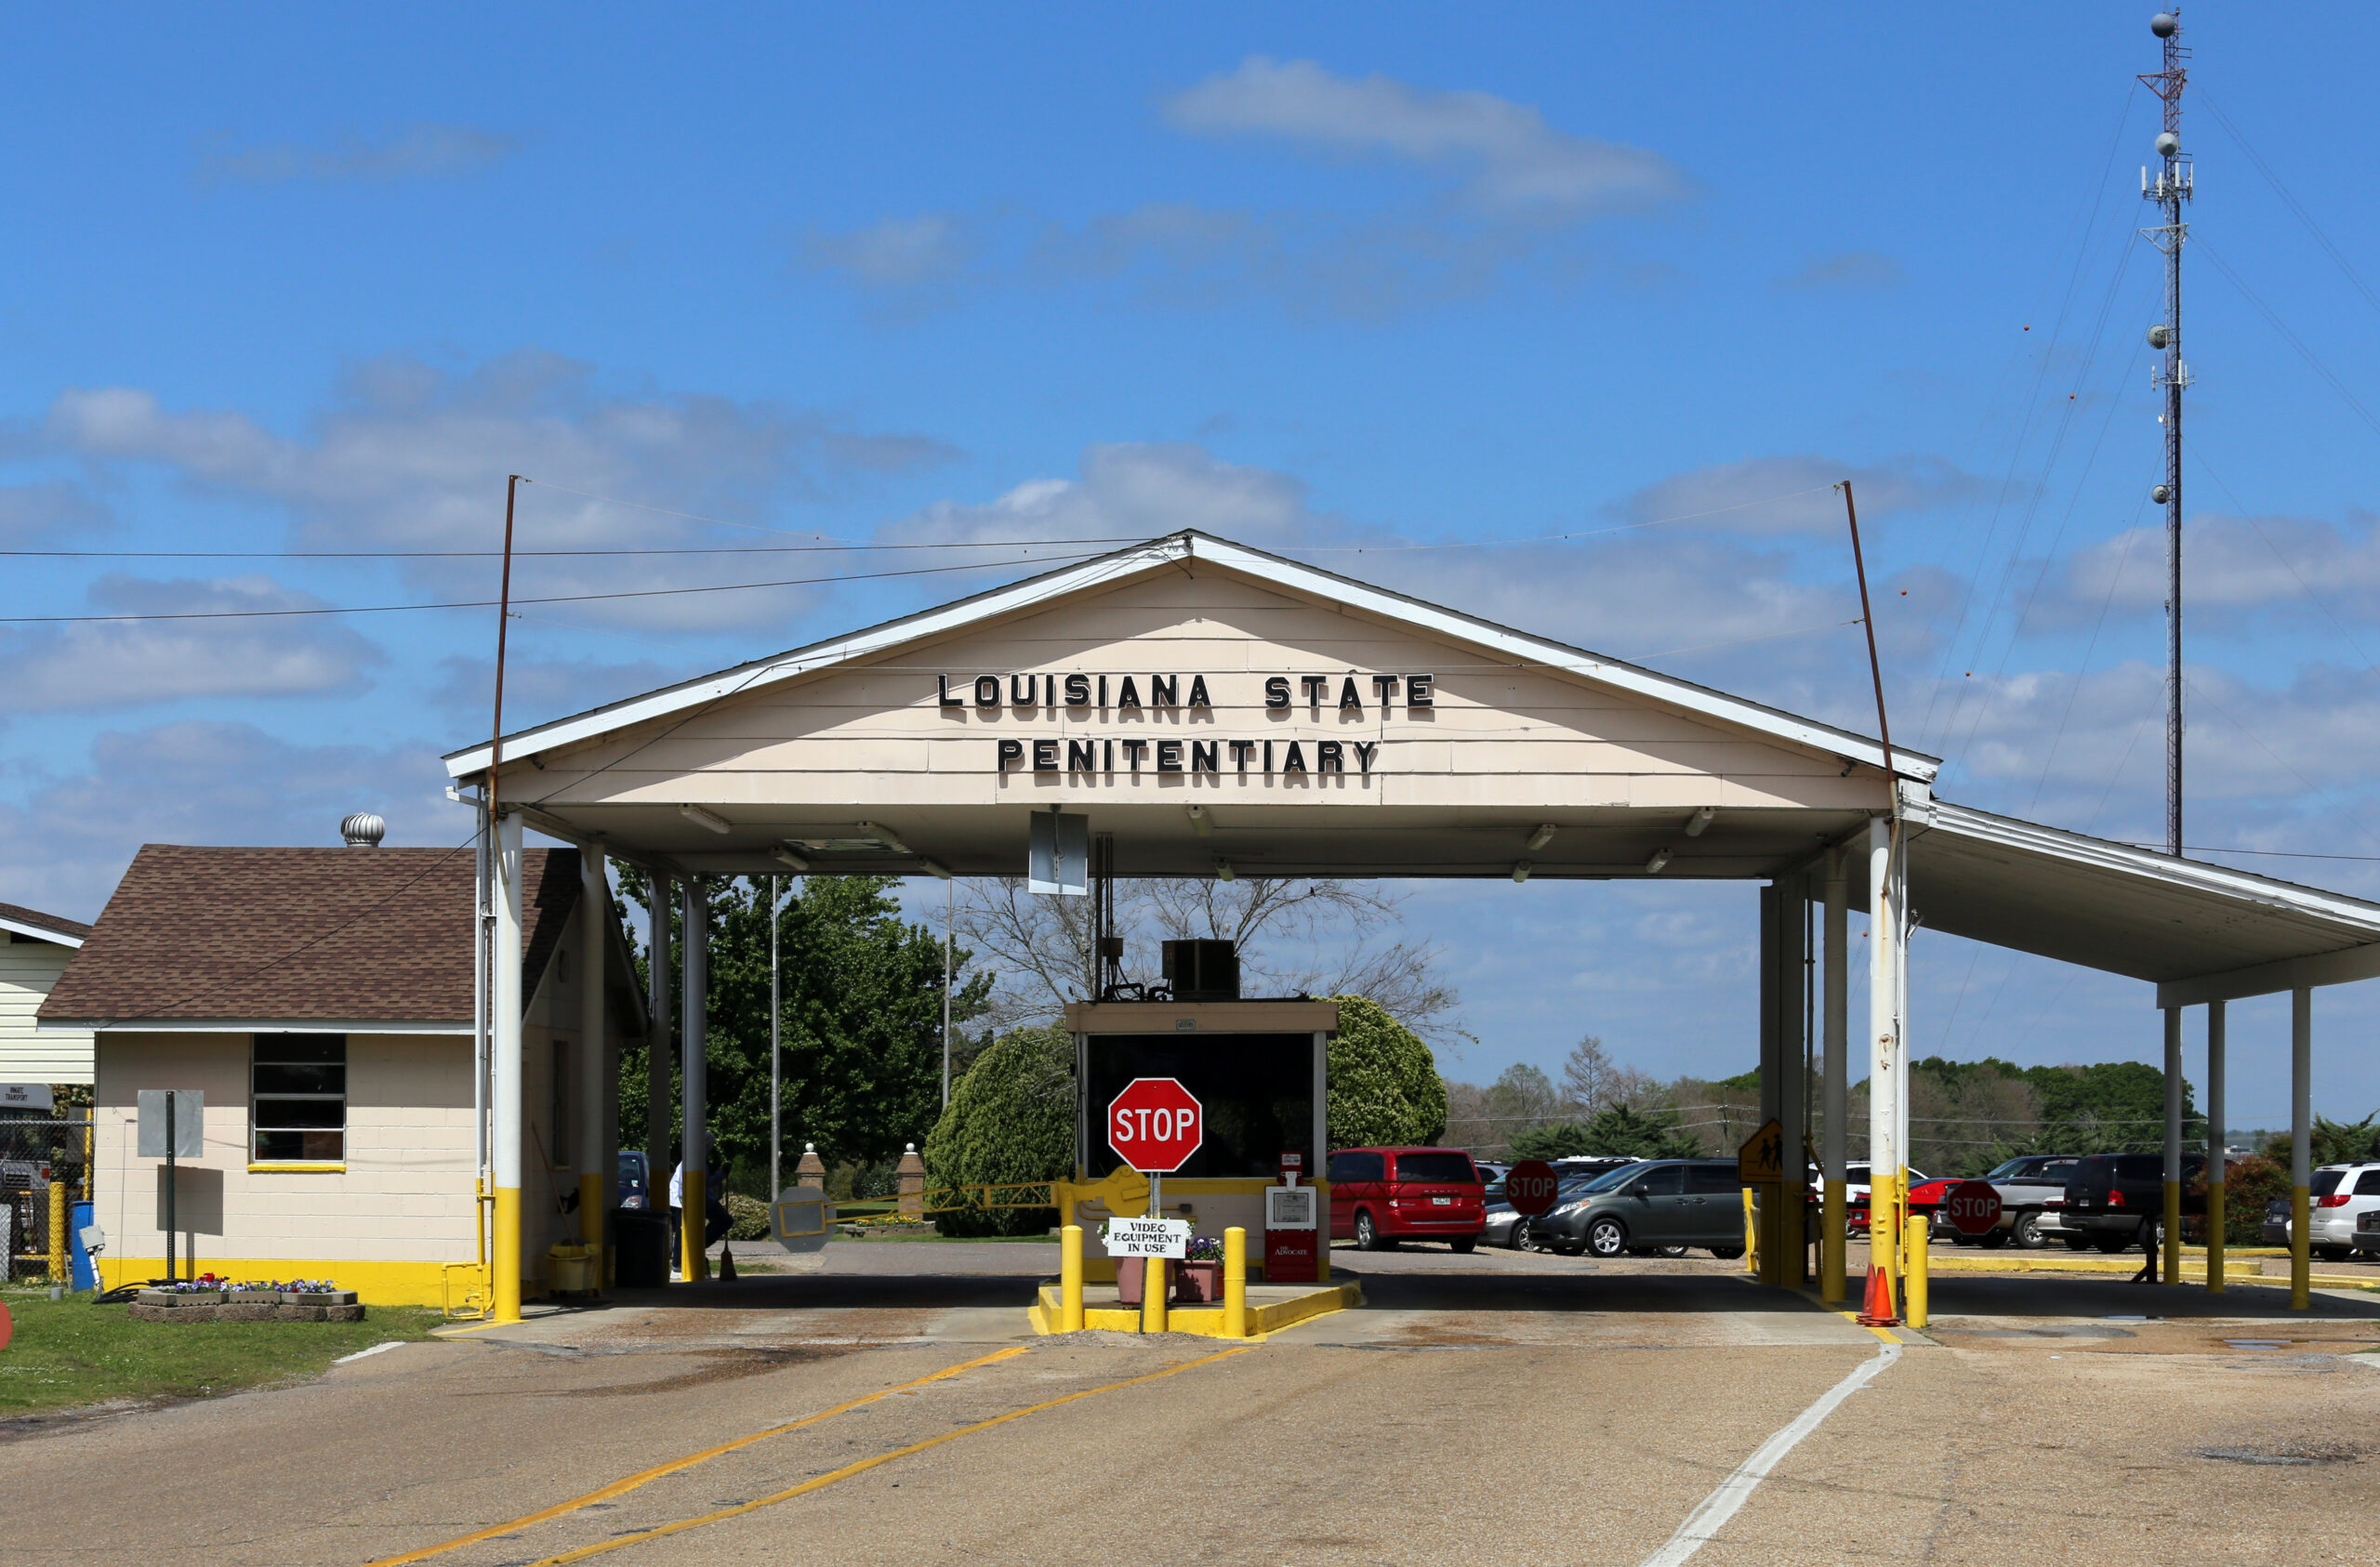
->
444, 531, 2380, 1319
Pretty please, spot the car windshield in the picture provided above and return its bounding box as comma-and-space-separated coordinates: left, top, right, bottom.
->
2313, 1168, 2347, 1197
1983, 1159, 2038, 1180
1396, 1152, 1478, 1183
1577, 1165, 1641, 1194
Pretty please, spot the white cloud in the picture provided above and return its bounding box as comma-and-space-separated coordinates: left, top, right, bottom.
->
0, 720, 460, 920
37, 351, 956, 629
1163, 58, 1689, 218
1616, 453, 1982, 537
0, 574, 386, 713
197, 124, 521, 185
0, 481, 108, 545
886, 441, 1352, 551
800, 214, 976, 288
2057, 510, 2380, 625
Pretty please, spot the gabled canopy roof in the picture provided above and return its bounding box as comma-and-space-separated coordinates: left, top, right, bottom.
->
1, 900, 91, 947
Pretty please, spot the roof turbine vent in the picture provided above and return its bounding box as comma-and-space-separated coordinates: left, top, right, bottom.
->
341, 811, 387, 849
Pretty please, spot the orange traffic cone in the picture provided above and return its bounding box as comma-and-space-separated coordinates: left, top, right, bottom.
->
719, 1242, 737, 1281
1856, 1260, 1899, 1326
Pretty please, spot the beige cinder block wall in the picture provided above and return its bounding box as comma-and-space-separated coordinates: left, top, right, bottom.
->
93, 1031, 478, 1302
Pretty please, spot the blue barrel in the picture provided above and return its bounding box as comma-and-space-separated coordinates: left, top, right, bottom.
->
70, 1200, 97, 1291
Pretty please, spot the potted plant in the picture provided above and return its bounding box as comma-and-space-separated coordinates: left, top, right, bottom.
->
1175, 1233, 1225, 1303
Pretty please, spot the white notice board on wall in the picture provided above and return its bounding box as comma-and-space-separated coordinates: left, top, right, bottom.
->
1265, 1187, 1316, 1231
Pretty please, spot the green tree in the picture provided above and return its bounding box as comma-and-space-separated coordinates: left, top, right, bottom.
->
615, 869, 991, 1192
921, 1025, 1075, 1237
1510, 1103, 1704, 1162
2261, 1113, 2380, 1170
1326, 994, 1447, 1148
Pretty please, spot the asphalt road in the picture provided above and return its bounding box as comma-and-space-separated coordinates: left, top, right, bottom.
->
7, 1240, 2379, 1566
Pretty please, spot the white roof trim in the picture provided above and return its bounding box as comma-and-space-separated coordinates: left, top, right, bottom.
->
2, 914, 84, 947
54, 1020, 473, 1035
1924, 799, 2380, 934
444, 531, 1939, 783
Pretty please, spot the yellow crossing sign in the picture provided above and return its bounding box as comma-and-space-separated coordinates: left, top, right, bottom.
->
1738, 1119, 1785, 1184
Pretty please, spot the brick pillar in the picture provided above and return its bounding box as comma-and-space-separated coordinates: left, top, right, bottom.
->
897, 1141, 925, 1220
797, 1141, 826, 1185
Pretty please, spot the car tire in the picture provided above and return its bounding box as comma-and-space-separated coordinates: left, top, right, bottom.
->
2317, 1244, 2354, 1262
2096, 1235, 2133, 1254
2012, 1210, 2045, 1249
1354, 1210, 1393, 1251
2064, 1235, 2093, 1251
1507, 1218, 1533, 1252
1976, 1230, 2010, 1250
1708, 1244, 1744, 1260
1450, 1237, 1477, 1254
1585, 1217, 1628, 1258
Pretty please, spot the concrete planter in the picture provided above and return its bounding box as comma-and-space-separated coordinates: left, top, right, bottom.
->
1114, 1258, 1175, 1306
1174, 1260, 1223, 1303
279, 1290, 359, 1307
137, 1288, 226, 1307
129, 1303, 217, 1323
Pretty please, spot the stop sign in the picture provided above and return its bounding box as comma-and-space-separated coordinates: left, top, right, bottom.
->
1942, 1179, 2003, 1236
1504, 1160, 1560, 1217
1107, 1078, 1204, 1174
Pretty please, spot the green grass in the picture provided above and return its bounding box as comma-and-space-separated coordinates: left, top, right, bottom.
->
0, 1290, 443, 1418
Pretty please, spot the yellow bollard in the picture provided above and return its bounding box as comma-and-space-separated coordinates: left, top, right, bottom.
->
1060, 1224, 1085, 1332
1741, 1188, 1758, 1273
1904, 1213, 1929, 1329
1142, 1256, 1169, 1333
1821, 1179, 1845, 1304
2206, 1182, 2226, 1295
681, 1166, 707, 1283
2162, 1178, 2182, 1285
49, 1179, 68, 1286
1223, 1227, 1248, 1338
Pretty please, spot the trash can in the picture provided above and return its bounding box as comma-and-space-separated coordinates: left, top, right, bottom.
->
611, 1207, 668, 1288
70, 1200, 98, 1292
547, 1244, 594, 1296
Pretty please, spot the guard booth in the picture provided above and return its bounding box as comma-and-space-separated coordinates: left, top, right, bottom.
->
1061, 987, 1335, 1285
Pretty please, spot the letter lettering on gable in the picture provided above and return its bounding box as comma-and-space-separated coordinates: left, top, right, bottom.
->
1117, 677, 1142, 711
1187, 675, 1212, 708
997, 739, 1025, 770
1264, 677, 1290, 709
1149, 674, 1178, 707
1068, 739, 1096, 772
939, 675, 966, 708
1011, 674, 1037, 706
975, 676, 1001, 707
1033, 740, 1059, 771
1156, 740, 1183, 773
1339, 678, 1362, 713
1353, 741, 1379, 774
1064, 673, 1091, 707
1282, 741, 1307, 773
1316, 740, 1344, 772
1190, 740, 1219, 773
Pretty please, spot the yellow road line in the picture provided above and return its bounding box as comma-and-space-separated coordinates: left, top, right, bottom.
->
525, 1345, 1259, 1567
359, 1344, 1029, 1567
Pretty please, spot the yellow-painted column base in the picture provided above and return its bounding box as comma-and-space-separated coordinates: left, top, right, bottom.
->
1741, 1188, 1758, 1274
2291, 1185, 2311, 1310
492, 1185, 522, 1324
681, 1168, 707, 1283
2162, 1178, 2182, 1284
1904, 1212, 1930, 1329
1821, 1179, 1846, 1304
2206, 1184, 2226, 1294
49, 1179, 68, 1285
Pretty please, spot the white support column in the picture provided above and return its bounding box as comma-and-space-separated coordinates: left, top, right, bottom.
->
681, 878, 709, 1282
2291, 984, 2311, 1310
1866, 817, 1900, 1297
2162, 1006, 2183, 1283
1822, 847, 1848, 1303
491, 811, 524, 1323
1314, 1029, 1329, 1284
645, 876, 672, 1186
578, 851, 608, 1261
2206, 1000, 2226, 1294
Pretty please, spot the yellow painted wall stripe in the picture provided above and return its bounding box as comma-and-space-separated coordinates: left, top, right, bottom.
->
525, 1345, 1258, 1567
358, 1344, 1029, 1567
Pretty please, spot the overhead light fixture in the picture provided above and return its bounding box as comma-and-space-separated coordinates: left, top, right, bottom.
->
1526, 823, 1557, 852
1187, 803, 1212, 837
1214, 857, 1236, 882
1645, 847, 1673, 874
1512, 862, 1532, 884
680, 804, 733, 836
918, 857, 952, 880
1684, 807, 1716, 838
855, 821, 911, 855
773, 845, 810, 873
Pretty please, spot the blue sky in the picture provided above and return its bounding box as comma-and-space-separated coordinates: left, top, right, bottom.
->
6, 6, 2378, 1123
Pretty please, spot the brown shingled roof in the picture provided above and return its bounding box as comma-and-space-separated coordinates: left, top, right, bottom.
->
39, 844, 582, 1025
0, 901, 93, 942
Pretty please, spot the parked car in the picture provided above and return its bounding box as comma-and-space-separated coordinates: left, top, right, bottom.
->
1327, 1147, 1488, 1252
2264, 1164, 2380, 1260
1483, 1169, 1609, 1252
1962, 1154, 2082, 1249
1530, 1159, 1748, 1260
617, 1150, 652, 1209
2061, 1152, 2206, 1253
1831, 1162, 1933, 1231
1551, 1155, 1639, 1182
1474, 1160, 1514, 1188
2355, 1206, 2380, 1258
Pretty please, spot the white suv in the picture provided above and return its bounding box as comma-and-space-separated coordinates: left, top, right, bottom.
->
2305, 1164, 2380, 1261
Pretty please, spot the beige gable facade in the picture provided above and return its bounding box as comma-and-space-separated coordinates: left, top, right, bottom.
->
3, 933, 90, 1085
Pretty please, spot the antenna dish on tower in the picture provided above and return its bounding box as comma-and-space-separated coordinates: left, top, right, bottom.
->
2152, 484, 2172, 506
2151, 13, 2177, 38
2155, 131, 2180, 158
2148, 324, 2170, 349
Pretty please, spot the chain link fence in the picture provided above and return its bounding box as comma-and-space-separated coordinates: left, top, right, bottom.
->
1, 1112, 92, 1282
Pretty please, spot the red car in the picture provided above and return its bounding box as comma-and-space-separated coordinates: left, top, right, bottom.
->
1327, 1147, 1488, 1252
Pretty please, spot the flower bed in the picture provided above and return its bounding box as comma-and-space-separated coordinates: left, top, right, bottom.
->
125, 1276, 365, 1323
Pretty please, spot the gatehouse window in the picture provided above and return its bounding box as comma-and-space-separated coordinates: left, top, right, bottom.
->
252, 1034, 347, 1162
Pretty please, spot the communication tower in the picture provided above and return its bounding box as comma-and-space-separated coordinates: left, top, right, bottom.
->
2142, 11, 2191, 856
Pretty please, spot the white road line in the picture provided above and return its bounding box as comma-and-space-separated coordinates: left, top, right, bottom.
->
1637, 1340, 1903, 1567
333, 1340, 409, 1364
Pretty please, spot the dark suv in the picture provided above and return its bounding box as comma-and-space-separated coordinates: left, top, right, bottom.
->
2061, 1152, 2204, 1253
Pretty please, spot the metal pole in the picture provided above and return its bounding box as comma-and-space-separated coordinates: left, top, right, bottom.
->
1866, 817, 1899, 1312
492, 811, 525, 1323
645, 876, 672, 1187
487, 474, 520, 822
681, 878, 709, 1283
2206, 1000, 2226, 1294
2162, 1006, 2183, 1284
770, 874, 782, 1200
2291, 984, 2311, 1310
2141, 15, 2190, 857
1821, 847, 1848, 1303
942, 876, 954, 1108
165, 1090, 177, 1284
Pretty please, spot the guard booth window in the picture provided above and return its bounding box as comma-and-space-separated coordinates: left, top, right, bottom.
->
252, 1034, 347, 1162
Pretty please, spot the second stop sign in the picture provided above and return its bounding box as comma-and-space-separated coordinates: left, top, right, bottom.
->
1942, 1179, 2003, 1237
1107, 1077, 1204, 1173
1504, 1160, 1560, 1217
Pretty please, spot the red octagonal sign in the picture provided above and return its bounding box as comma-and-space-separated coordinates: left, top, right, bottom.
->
1942, 1179, 2003, 1237
1108, 1077, 1203, 1174
1504, 1160, 1560, 1217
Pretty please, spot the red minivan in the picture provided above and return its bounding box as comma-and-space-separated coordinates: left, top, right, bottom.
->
1327, 1147, 1487, 1252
